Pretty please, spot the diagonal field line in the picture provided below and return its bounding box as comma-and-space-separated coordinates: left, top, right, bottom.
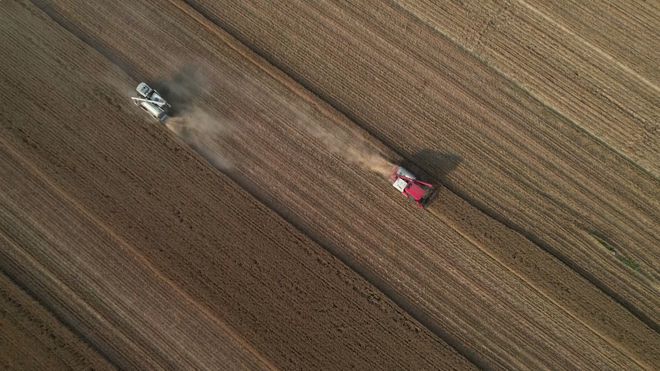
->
428, 207, 650, 370
515, 0, 659, 94
166, 1, 656, 367
174, 0, 659, 331
0, 135, 275, 370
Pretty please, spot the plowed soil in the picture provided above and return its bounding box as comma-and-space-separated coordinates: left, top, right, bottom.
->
0, 271, 113, 370
0, 1, 470, 369
1, 0, 658, 369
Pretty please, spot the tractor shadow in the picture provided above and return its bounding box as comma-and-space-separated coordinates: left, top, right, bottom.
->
399, 150, 462, 208
152, 65, 207, 117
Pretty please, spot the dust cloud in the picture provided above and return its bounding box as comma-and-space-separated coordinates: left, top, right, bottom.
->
296, 110, 394, 179
136, 66, 393, 179
154, 66, 234, 171
165, 109, 234, 171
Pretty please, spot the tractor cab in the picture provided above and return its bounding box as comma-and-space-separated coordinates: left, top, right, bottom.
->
136, 82, 153, 97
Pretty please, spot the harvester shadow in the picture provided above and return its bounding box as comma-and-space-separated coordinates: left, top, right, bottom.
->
400, 150, 462, 208
152, 65, 207, 117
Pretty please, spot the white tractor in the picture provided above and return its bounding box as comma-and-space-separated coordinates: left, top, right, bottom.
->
131, 82, 170, 123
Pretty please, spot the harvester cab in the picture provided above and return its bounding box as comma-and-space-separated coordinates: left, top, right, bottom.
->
131, 82, 171, 123
390, 166, 434, 208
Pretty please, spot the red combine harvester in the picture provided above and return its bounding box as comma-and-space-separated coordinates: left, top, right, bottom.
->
390, 166, 434, 208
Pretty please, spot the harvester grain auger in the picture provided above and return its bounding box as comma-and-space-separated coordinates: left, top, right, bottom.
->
131, 82, 171, 123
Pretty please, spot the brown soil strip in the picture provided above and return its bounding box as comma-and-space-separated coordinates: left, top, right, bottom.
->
394, 0, 659, 178
522, 0, 659, 86
22, 0, 659, 367
1, 1, 469, 369
0, 140, 272, 369
187, 0, 659, 330
0, 270, 114, 370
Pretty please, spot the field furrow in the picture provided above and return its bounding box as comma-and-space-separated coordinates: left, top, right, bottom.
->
0, 1, 469, 368
13, 0, 657, 368
187, 0, 659, 328
2, 0, 658, 368
394, 0, 659, 176
0, 270, 114, 370
522, 0, 660, 85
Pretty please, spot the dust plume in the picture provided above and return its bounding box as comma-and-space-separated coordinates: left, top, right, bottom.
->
297, 111, 394, 179
165, 108, 234, 171
154, 66, 234, 171
152, 65, 207, 117
346, 146, 394, 179
132, 65, 392, 178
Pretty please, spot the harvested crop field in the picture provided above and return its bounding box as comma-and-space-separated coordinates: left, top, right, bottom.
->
1, 0, 658, 369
